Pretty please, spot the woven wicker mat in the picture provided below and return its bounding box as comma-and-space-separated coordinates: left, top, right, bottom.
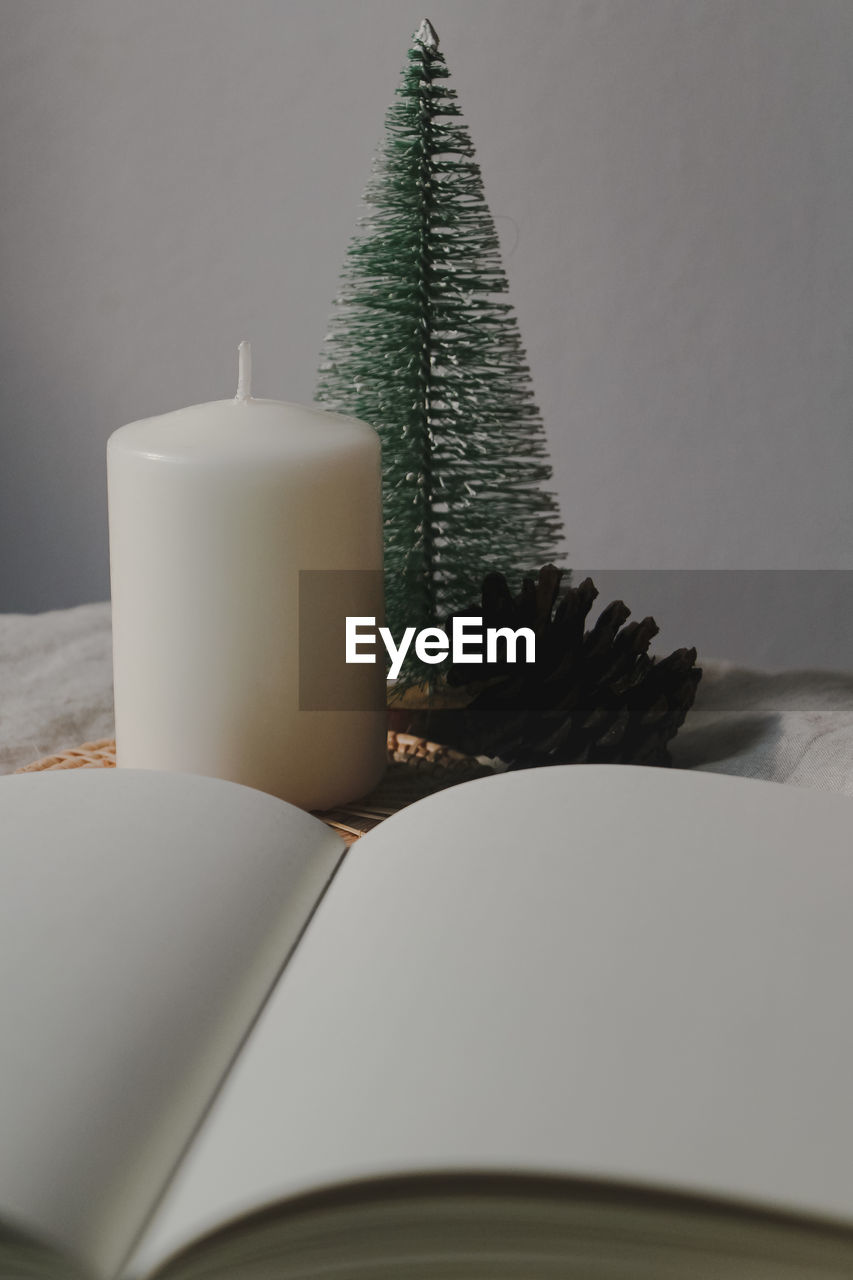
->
16, 734, 496, 847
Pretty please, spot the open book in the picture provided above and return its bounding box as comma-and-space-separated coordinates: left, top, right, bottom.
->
3, 763, 853, 1280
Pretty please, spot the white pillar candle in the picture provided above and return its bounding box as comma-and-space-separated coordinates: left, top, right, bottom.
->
107, 343, 386, 810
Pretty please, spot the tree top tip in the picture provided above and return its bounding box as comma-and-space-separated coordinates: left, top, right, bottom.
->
414, 19, 439, 50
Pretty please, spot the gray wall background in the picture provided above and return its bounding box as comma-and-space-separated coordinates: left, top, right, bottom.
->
2, 0, 853, 667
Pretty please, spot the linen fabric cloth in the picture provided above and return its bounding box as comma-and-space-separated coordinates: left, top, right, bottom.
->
0, 603, 852, 793
0, 602, 114, 774
671, 661, 853, 794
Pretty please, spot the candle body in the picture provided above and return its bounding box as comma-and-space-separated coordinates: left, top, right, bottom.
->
108, 398, 386, 810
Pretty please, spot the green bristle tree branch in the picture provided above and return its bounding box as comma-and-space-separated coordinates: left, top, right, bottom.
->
317, 18, 564, 684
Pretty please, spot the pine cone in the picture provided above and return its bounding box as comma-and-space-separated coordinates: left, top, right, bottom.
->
437, 566, 702, 769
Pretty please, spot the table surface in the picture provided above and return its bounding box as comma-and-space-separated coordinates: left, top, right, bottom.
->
2, 601, 853, 795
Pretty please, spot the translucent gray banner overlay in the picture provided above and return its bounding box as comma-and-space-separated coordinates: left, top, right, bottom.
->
299, 570, 386, 712
300, 569, 853, 713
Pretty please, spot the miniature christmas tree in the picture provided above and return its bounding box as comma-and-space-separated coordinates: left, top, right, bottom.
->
316, 19, 564, 682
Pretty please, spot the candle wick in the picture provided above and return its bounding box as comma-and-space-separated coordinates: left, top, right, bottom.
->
236, 341, 253, 402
